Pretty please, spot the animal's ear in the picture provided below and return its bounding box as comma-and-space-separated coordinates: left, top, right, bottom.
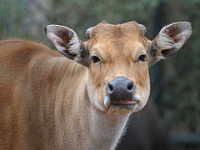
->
148, 22, 193, 65
45, 25, 89, 66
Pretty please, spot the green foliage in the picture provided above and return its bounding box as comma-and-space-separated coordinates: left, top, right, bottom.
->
0, 0, 28, 38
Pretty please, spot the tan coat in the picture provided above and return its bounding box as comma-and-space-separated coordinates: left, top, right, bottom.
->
0, 21, 192, 150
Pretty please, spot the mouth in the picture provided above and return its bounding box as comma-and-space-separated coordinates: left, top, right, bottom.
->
111, 100, 139, 105
111, 100, 140, 111
104, 94, 141, 109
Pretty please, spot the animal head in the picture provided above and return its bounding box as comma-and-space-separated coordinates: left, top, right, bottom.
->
45, 21, 192, 115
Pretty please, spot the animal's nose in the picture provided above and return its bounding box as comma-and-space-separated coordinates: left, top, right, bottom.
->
106, 77, 135, 103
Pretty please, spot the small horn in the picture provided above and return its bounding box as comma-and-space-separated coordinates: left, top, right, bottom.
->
85, 27, 94, 39
139, 24, 147, 35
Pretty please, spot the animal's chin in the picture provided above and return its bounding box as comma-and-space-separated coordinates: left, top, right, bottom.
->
103, 95, 142, 115
107, 102, 140, 115
112, 101, 139, 110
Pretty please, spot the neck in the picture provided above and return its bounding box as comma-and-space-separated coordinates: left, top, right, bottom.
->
89, 106, 130, 150
54, 87, 129, 150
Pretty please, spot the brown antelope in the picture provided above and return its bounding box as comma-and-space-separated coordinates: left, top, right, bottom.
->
0, 21, 192, 150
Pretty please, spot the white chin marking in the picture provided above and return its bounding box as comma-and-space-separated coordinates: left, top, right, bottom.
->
104, 96, 111, 108
133, 94, 142, 101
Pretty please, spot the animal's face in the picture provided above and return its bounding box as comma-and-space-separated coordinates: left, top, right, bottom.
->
86, 22, 150, 114
45, 21, 192, 115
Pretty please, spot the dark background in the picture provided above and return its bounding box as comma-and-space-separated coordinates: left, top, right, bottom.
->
1, 0, 199, 149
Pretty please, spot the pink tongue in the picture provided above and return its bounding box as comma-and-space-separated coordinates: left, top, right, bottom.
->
112, 100, 138, 105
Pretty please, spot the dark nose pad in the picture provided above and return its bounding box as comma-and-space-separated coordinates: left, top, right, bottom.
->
106, 77, 135, 103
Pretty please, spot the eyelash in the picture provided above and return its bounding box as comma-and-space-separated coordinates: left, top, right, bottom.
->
138, 54, 147, 62
91, 55, 101, 63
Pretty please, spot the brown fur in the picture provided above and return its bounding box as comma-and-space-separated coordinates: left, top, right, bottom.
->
0, 39, 88, 149
0, 21, 192, 150
91, 21, 144, 38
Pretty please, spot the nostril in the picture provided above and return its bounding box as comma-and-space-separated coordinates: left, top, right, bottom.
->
106, 82, 114, 94
127, 82, 134, 91
108, 83, 114, 92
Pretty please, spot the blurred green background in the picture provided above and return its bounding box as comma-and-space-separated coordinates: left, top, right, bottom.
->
0, 0, 199, 149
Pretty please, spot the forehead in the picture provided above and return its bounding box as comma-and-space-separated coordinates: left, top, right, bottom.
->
90, 21, 144, 39
89, 21, 148, 54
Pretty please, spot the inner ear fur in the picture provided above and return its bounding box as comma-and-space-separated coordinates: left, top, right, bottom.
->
149, 22, 193, 65
45, 25, 89, 66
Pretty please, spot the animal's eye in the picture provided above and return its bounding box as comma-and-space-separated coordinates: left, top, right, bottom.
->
138, 54, 147, 62
92, 55, 101, 63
